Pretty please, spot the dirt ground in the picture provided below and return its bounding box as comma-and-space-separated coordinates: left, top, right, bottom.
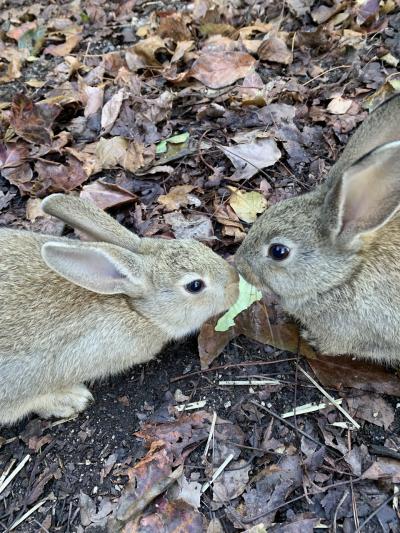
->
1, 0, 400, 531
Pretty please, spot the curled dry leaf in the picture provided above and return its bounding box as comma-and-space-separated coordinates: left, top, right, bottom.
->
327, 96, 353, 115
158, 185, 200, 211
95, 136, 149, 173
129, 35, 168, 68
80, 181, 137, 210
189, 51, 256, 89
10, 94, 61, 145
44, 34, 81, 57
228, 186, 268, 223
101, 89, 125, 134
34, 155, 88, 196
164, 211, 214, 241
220, 138, 281, 181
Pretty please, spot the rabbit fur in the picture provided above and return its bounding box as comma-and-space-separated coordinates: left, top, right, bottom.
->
0, 195, 239, 425
236, 93, 400, 365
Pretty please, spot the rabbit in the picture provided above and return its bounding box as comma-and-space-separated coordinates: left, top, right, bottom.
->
0, 194, 239, 425
235, 93, 400, 365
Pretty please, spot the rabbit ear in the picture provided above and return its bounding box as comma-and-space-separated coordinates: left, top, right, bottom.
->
41, 241, 146, 296
325, 141, 400, 245
41, 194, 140, 252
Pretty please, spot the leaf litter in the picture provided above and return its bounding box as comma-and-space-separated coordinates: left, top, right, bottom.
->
1, 0, 400, 532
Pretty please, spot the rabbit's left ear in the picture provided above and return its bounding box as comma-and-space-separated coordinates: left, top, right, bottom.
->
41, 241, 147, 297
324, 141, 400, 246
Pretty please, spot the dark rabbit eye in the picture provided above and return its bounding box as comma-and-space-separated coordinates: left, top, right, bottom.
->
268, 243, 290, 261
185, 279, 205, 293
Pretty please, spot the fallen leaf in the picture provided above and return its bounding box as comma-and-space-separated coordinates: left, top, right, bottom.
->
228, 187, 268, 223
220, 138, 281, 181
80, 181, 137, 210
347, 394, 395, 430
35, 155, 88, 195
130, 35, 167, 67
168, 475, 202, 509
101, 89, 125, 134
213, 460, 251, 502
327, 96, 353, 115
158, 185, 200, 211
286, 0, 313, 16
362, 458, 400, 483
164, 211, 214, 241
189, 51, 256, 89
128, 498, 205, 532
156, 132, 190, 154
44, 34, 81, 57
258, 33, 293, 65
95, 137, 149, 173
215, 276, 262, 331
10, 94, 61, 145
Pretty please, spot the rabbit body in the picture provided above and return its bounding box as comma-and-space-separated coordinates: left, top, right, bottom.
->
0, 198, 238, 425
236, 94, 400, 364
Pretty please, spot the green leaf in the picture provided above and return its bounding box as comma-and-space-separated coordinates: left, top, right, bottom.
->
215, 275, 262, 332
156, 132, 190, 154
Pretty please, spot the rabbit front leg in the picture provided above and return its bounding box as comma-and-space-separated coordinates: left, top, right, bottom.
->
0, 384, 93, 425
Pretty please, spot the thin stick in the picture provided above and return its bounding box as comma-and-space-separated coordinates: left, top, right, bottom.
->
354, 493, 395, 533
9, 498, 48, 531
298, 367, 360, 430
170, 358, 297, 383
302, 65, 352, 86
249, 401, 326, 450
203, 411, 217, 463
0, 459, 16, 487
0, 454, 30, 495
201, 453, 234, 493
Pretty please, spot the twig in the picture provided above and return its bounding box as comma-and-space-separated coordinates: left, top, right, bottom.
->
9, 498, 48, 531
249, 401, 328, 450
170, 357, 297, 383
0, 454, 30, 495
354, 493, 395, 533
333, 490, 349, 532
302, 65, 352, 86
298, 367, 360, 430
201, 453, 234, 493
203, 411, 217, 463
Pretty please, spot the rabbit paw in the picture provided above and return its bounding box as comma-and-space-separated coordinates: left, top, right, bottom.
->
36, 384, 94, 419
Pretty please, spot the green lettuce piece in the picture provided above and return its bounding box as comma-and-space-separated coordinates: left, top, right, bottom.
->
215, 275, 262, 332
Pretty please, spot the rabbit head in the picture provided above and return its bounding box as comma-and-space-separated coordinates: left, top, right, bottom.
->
236, 141, 400, 306
42, 194, 239, 339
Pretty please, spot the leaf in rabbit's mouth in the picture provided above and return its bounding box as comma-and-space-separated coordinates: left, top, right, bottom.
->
214, 275, 262, 332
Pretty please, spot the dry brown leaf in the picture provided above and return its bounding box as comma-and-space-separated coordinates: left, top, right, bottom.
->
220, 138, 281, 181
95, 137, 148, 173
80, 181, 137, 210
189, 51, 256, 89
327, 96, 353, 115
158, 185, 200, 211
258, 33, 293, 65
130, 36, 167, 68
362, 458, 400, 483
164, 211, 213, 241
10, 94, 61, 145
101, 89, 125, 134
44, 34, 81, 57
35, 155, 88, 195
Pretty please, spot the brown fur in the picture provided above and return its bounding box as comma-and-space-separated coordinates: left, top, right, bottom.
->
0, 197, 239, 425
236, 94, 400, 365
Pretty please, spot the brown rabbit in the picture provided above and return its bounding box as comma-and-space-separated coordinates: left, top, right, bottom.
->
236, 93, 400, 364
0, 194, 239, 425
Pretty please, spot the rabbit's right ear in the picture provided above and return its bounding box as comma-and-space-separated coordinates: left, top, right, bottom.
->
41, 241, 147, 297
41, 194, 140, 252
325, 141, 400, 246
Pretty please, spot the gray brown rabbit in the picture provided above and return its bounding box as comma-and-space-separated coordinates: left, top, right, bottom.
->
0, 194, 239, 425
236, 93, 400, 364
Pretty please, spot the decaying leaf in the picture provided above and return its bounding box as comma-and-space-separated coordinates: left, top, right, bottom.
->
158, 185, 200, 211
258, 33, 293, 65
44, 34, 81, 57
10, 94, 61, 145
164, 211, 213, 240
189, 51, 256, 89
220, 139, 281, 181
80, 181, 137, 210
227, 186, 268, 223
95, 136, 148, 173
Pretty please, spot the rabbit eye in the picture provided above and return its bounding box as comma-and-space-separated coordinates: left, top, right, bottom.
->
268, 243, 290, 261
185, 279, 205, 294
